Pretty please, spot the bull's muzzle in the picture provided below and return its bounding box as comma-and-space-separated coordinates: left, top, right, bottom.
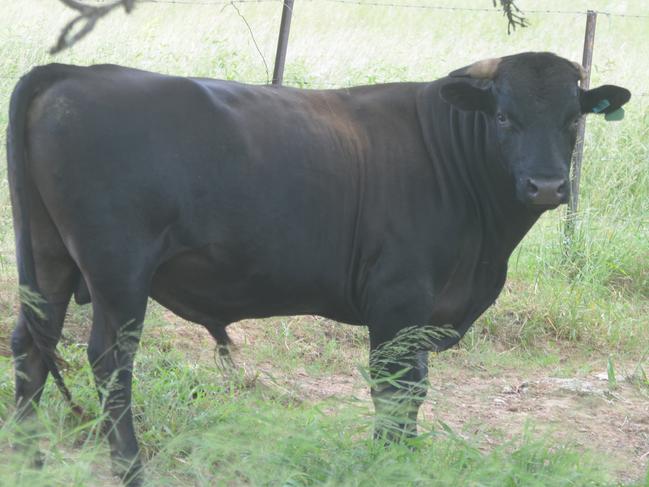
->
525, 177, 569, 207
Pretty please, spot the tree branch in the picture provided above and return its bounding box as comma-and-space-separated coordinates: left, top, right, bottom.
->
51, 0, 136, 54
494, 0, 529, 34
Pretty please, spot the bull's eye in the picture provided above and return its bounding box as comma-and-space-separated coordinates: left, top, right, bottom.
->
496, 112, 508, 125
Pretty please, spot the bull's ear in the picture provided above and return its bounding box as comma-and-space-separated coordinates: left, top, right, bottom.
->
580, 85, 631, 120
440, 82, 494, 113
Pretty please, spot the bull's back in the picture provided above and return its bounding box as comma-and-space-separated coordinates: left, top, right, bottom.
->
24, 64, 367, 318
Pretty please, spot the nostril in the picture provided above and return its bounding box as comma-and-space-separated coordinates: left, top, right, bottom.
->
524, 178, 568, 206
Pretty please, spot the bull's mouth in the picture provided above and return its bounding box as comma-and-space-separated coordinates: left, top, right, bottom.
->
526, 201, 563, 212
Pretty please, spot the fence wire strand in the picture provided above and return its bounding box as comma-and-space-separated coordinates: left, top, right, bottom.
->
40, 0, 649, 88
131, 0, 649, 19
226, 1, 271, 83
314, 0, 649, 19
140, 0, 279, 4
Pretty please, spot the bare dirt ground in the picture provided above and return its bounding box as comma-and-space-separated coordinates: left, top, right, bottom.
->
426, 372, 649, 483
154, 317, 649, 484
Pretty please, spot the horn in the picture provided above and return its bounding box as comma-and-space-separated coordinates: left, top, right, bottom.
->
571, 61, 587, 82
449, 58, 502, 79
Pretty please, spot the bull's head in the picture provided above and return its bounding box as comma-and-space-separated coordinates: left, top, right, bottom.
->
439, 52, 630, 210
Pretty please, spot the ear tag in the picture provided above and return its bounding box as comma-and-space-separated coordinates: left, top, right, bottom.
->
605, 107, 625, 121
592, 99, 610, 113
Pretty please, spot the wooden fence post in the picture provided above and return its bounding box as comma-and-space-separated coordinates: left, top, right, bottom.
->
272, 0, 294, 85
565, 10, 597, 239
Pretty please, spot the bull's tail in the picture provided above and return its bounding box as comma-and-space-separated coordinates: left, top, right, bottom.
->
7, 65, 80, 412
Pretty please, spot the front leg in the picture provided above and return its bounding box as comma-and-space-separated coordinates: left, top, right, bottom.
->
368, 326, 429, 442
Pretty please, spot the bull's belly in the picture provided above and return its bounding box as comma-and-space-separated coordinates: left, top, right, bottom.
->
147, 242, 506, 337
149, 246, 355, 326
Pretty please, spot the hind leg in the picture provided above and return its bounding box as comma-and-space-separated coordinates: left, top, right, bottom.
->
12, 296, 72, 467
85, 267, 152, 487
11, 246, 77, 466
12, 195, 80, 420
204, 323, 236, 371
12, 186, 80, 419
12, 295, 73, 419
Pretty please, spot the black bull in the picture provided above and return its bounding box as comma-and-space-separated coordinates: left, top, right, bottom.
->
8, 52, 629, 484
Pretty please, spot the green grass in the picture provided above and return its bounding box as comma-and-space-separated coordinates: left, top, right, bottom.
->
1, 0, 649, 484
0, 346, 626, 486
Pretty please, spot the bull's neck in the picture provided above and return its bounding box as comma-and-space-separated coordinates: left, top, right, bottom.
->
417, 83, 540, 260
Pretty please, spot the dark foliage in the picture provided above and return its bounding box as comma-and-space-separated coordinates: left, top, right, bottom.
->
51, 0, 136, 54
494, 0, 529, 34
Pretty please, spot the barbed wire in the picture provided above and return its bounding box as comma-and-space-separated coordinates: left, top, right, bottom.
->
76, 0, 281, 3
319, 0, 508, 13
58, 0, 649, 19
52, 0, 649, 54
140, 0, 279, 4
226, 1, 271, 83
11, 0, 649, 95
315, 0, 649, 19
139, 0, 649, 18
136, 0, 649, 23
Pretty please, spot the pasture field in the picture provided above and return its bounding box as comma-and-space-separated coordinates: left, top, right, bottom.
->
0, 0, 648, 485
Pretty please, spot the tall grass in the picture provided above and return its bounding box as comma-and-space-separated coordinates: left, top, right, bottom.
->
0, 344, 623, 486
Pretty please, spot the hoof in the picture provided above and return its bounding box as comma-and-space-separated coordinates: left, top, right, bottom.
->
112, 457, 144, 487
373, 422, 418, 445
32, 449, 44, 469
13, 443, 44, 469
